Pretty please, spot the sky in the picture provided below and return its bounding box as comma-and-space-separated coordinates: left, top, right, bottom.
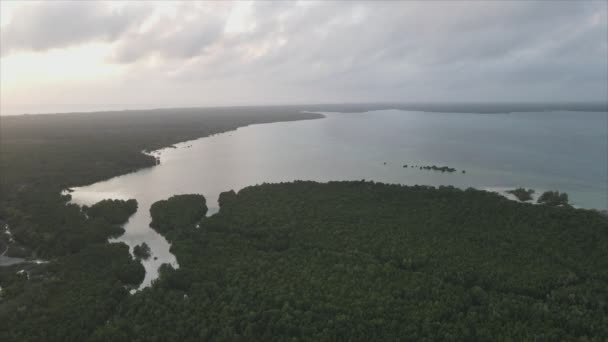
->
1, 1, 607, 114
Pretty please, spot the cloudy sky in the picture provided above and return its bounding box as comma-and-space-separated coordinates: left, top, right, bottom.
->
1, 1, 606, 114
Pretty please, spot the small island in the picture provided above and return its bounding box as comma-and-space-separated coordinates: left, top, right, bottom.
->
133, 242, 151, 260
537, 190, 570, 207
402, 163, 463, 173
149, 194, 207, 237
418, 165, 457, 173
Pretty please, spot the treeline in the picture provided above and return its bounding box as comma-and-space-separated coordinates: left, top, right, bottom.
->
6, 194, 137, 258
507, 188, 535, 201
0, 199, 144, 341
538, 190, 570, 207
0, 108, 322, 259
507, 188, 571, 207
1, 105, 606, 339
92, 182, 607, 340
0, 108, 322, 341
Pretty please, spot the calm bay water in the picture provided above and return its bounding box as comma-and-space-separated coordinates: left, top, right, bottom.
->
68, 109, 608, 287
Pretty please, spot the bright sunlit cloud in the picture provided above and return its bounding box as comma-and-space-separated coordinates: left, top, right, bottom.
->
1, 43, 123, 87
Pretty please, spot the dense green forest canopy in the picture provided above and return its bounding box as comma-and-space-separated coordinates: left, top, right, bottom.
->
5, 181, 607, 340
103, 182, 607, 340
0, 107, 322, 259
1, 105, 607, 340
150, 194, 207, 236
0, 107, 320, 340
0, 199, 144, 341
84, 199, 138, 225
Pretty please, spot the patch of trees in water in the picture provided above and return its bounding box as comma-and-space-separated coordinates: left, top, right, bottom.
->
91, 182, 608, 340
402, 163, 464, 173
149, 194, 207, 237
506, 188, 572, 207
538, 190, 570, 207
133, 242, 151, 260
84, 199, 138, 226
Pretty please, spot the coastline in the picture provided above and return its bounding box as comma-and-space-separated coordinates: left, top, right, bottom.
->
66, 111, 326, 191
61, 112, 327, 289
20, 107, 604, 289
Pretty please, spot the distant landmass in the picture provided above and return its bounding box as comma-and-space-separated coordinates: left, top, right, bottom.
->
2, 101, 606, 116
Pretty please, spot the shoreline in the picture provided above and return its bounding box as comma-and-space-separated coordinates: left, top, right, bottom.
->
62, 112, 327, 290
59, 109, 605, 290
3, 102, 606, 117
63, 112, 326, 191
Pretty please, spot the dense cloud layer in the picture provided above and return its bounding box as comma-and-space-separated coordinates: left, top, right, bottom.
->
0, 2, 150, 55
1, 1, 606, 107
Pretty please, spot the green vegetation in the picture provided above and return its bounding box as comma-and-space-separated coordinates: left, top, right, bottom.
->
0, 109, 319, 258
0, 108, 321, 258
5, 197, 138, 258
133, 242, 151, 260
0, 108, 321, 341
2, 107, 607, 340
0, 201, 144, 341
2, 178, 608, 340
150, 194, 207, 236
507, 188, 535, 202
95, 182, 606, 340
538, 190, 570, 207
84, 199, 137, 225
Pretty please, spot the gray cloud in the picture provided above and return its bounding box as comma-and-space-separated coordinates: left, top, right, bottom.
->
1, 1, 606, 104
109, 3, 228, 63
1, 2, 150, 55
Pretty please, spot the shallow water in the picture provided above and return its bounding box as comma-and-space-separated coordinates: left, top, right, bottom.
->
68, 109, 608, 287
0, 224, 25, 266
0, 255, 25, 267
